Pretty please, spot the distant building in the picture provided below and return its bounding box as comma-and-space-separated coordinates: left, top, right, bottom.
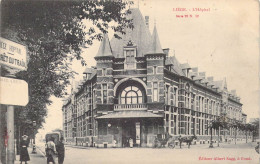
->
62, 8, 251, 148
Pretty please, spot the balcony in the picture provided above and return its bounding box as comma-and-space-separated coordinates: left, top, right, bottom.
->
114, 104, 147, 111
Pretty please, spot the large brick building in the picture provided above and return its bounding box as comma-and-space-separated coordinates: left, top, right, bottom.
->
62, 8, 250, 148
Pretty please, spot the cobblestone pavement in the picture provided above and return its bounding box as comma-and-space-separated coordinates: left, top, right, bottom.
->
18, 141, 259, 164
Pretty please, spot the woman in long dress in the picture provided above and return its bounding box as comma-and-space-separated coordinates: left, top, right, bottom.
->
20, 135, 30, 164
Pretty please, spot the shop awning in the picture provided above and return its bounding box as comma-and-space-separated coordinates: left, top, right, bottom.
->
96, 111, 163, 119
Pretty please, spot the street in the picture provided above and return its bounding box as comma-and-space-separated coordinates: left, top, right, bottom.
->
21, 141, 259, 164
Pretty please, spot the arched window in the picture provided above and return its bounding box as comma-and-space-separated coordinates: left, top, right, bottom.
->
120, 86, 143, 104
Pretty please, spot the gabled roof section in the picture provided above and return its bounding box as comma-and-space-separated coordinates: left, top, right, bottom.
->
180, 63, 191, 70
96, 33, 113, 57
165, 56, 185, 76
83, 67, 97, 80
110, 8, 152, 58
213, 80, 223, 89
147, 25, 164, 54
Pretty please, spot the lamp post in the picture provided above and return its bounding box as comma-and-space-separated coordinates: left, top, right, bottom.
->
32, 121, 37, 154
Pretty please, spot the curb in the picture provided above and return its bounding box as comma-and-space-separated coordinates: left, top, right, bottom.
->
65, 145, 90, 149
36, 146, 47, 159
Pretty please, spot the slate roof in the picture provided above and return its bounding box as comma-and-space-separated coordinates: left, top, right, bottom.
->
110, 8, 152, 58
96, 33, 113, 57
147, 26, 164, 54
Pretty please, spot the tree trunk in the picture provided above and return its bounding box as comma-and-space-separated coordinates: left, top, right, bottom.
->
217, 127, 220, 147
235, 127, 237, 144
252, 131, 254, 142
246, 130, 247, 143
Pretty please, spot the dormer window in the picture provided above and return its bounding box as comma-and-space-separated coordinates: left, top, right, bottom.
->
125, 49, 136, 69
124, 40, 136, 69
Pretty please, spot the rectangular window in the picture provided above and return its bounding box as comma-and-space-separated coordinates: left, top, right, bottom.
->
102, 68, 106, 76
174, 88, 177, 106
165, 85, 170, 105
125, 50, 135, 69
102, 84, 107, 104
153, 66, 157, 74
153, 82, 158, 102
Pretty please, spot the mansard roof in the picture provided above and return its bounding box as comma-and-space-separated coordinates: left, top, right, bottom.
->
95, 33, 113, 57
110, 8, 152, 58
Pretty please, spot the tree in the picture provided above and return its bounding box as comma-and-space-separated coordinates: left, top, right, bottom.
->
249, 118, 259, 142
229, 120, 243, 144
211, 119, 222, 147
0, 0, 134, 157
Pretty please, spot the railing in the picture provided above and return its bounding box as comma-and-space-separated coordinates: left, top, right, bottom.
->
114, 104, 147, 111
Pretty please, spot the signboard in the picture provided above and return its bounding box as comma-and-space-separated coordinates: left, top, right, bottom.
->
0, 77, 28, 106
0, 37, 27, 70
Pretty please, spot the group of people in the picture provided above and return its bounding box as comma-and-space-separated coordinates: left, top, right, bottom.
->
19, 135, 65, 164
45, 136, 65, 164
123, 138, 134, 148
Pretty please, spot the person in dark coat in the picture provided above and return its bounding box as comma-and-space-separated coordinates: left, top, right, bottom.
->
20, 135, 30, 164
56, 137, 65, 164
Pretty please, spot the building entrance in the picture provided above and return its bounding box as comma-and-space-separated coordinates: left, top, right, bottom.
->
122, 120, 138, 147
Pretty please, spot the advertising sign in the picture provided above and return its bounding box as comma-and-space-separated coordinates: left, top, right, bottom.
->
0, 37, 27, 70
0, 77, 28, 106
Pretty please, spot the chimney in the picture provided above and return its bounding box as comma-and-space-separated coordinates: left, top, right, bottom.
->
199, 72, 206, 79
207, 77, 214, 82
145, 16, 149, 29
163, 48, 169, 57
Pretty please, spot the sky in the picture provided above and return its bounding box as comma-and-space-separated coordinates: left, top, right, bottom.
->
38, 0, 259, 139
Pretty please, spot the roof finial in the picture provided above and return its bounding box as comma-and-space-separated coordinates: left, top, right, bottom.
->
173, 50, 175, 57
154, 18, 156, 26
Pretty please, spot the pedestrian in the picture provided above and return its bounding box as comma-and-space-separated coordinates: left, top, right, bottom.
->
56, 137, 65, 164
113, 139, 117, 148
45, 137, 57, 164
129, 138, 133, 148
20, 135, 30, 164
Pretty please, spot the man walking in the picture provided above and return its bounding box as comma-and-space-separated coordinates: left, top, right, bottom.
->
45, 137, 57, 164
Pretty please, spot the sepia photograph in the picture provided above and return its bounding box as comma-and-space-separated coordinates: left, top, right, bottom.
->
0, 0, 259, 163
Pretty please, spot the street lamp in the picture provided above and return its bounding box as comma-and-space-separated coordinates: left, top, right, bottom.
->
32, 121, 37, 154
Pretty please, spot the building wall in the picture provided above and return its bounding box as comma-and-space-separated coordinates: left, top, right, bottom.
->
62, 53, 247, 147
61, 9, 248, 147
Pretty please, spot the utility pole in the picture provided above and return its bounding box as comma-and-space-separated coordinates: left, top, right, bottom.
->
7, 105, 14, 164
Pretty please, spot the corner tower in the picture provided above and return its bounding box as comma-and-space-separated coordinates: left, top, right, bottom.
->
94, 33, 114, 113
145, 25, 165, 111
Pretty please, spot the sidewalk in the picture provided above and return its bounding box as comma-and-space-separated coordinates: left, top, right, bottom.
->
64, 140, 254, 149
15, 147, 46, 164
